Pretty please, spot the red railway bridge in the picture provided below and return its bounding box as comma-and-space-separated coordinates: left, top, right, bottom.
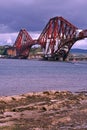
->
7, 16, 87, 60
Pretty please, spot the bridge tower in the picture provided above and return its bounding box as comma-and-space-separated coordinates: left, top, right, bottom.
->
13, 29, 33, 58
38, 16, 79, 60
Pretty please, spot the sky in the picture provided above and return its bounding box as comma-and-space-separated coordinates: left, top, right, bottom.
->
0, 0, 87, 49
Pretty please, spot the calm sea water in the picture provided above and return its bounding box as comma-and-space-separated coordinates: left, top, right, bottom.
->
0, 59, 87, 96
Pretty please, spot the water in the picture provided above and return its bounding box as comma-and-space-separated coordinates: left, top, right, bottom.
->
0, 59, 87, 96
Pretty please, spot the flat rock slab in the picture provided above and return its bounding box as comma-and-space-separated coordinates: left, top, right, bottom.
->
0, 90, 87, 130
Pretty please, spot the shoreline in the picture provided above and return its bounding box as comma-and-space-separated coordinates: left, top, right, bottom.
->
0, 90, 87, 130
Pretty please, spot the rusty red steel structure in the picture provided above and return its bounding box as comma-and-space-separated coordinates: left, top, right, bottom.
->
13, 29, 33, 58
13, 16, 87, 60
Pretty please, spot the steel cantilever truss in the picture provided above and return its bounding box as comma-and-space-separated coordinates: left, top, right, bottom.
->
14, 29, 33, 58
38, 16, 78, 60
13, 17, 87, 60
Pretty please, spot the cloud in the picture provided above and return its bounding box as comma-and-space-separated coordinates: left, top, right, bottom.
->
6, 38, 12, 45
30, 31, 41, 39
73, 38, 87, 49
0, 24, 13, 33
0, 33, 18, 45
0, 0, 87, 33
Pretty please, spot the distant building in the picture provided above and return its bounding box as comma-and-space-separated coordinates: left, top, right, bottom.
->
6, 46, 16, 57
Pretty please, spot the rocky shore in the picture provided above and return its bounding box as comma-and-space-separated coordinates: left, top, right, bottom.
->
0, 90, 87, 130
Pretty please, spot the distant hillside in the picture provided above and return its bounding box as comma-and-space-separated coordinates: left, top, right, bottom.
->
70, 48, 87, 54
